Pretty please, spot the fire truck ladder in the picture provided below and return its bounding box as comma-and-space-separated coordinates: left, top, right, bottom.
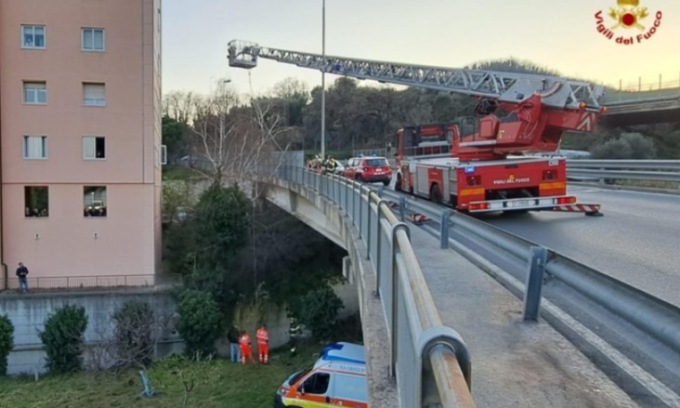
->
227, 40, 604, 110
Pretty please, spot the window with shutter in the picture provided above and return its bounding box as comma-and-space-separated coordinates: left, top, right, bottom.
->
23, 136, 48, 159
83, 83, 106, 106
83, 136, 106, 159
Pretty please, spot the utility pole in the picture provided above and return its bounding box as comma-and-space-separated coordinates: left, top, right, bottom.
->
320, 0, 326, 159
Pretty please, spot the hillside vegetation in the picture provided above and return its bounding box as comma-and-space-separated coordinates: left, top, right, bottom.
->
163, 59, 680, 165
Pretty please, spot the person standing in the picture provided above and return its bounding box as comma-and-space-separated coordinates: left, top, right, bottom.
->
227, 326, 241, 363
16, 262, 29, 293
256, 324, 269, 364
238, 330, 255, 365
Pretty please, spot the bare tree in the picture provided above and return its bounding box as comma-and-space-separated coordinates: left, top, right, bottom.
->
187, 79, 293, 186
163, 91, 199, 124
84, 305, 175, 372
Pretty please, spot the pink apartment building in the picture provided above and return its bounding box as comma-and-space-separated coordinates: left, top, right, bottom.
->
0, 0, 162, 289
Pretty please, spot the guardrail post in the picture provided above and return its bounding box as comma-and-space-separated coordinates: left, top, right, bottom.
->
358, 186, 363, 239
391, 222, 410, 379
598, 167, 605, 186
366, 192, 372, 260
440, 210, 450, 249
351, 182, 356, 226
375, 199, 387, 296
523, 246, 547, 321
419, 326, 473, 406
399, 196, 406, 222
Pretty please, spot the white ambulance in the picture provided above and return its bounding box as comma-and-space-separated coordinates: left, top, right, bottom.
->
274, 342, 369, 408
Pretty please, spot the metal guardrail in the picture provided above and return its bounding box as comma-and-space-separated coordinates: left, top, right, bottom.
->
277, 166, 475, 408
376, 188, 680, 404
567, 159, 680, 185
5, 274, 155, 291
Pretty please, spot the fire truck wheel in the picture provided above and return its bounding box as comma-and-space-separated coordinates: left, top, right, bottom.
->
430, 184, 442, 204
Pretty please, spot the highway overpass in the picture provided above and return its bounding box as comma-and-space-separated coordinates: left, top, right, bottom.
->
601, 87, 680, 126
259, 166, 680, 408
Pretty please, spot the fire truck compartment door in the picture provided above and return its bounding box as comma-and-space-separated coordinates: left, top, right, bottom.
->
416, 165, 430, 196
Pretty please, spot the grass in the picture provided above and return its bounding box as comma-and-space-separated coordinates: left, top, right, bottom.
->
0, 346, 320, 408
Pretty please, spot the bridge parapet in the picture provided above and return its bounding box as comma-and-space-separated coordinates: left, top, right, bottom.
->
266, 166, 475, 408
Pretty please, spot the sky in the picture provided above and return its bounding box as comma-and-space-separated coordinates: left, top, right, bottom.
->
162, 0, 680, 97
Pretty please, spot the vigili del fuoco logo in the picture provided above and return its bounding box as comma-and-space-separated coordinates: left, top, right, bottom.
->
595, 0, 663, 45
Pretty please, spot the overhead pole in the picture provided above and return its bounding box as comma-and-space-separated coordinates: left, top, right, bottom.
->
320, 0, 326, 159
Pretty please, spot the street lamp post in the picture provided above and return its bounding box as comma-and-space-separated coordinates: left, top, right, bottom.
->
320, 0, 326, 159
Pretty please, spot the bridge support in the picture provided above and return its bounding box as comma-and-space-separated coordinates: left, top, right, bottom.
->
342, 256, 354, 285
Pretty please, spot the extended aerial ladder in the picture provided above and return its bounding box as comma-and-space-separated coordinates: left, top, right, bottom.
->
227, 40, 605, 214
228, 40, 606, 160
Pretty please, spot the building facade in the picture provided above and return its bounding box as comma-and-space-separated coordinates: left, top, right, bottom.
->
0, 0, 162, 289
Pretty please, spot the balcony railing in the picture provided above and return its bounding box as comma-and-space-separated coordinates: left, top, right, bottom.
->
3, 274, 155, 291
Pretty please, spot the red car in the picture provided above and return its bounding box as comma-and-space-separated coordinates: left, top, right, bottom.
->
344, 156, 392, 186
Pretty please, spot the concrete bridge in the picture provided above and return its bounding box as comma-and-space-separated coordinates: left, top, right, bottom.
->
261, 166, 646, 408
601, 87, 680, 126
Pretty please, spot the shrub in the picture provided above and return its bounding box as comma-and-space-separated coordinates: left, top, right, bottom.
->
590, 132, 657, 159
39, 304, 88, 374
0, 314, 14, 376
112, 300, 155, 369
290, 285, 344, 342
176, 290, 222, 357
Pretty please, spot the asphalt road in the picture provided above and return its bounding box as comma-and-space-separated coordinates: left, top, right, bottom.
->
479, 185, 680, 308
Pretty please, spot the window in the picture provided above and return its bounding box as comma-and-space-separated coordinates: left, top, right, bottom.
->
22, 25, 46, 49
334, 374, 368, 402
84, 186, 107, 217
160, 145, 167, 165
25, 186, 48, 217
82, 83, 106, 106
23, 136, 48, 159
301, 373, 330, 395
83, 136, 106, 159
82, 28, 105, 51
365, 158, 389, 167
23, 82, 47, 104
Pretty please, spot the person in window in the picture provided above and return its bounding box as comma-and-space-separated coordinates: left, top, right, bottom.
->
16, 262, 29, 293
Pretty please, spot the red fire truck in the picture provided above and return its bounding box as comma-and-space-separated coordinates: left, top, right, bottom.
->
227, 41, 605, 214
394, 98, 603, 214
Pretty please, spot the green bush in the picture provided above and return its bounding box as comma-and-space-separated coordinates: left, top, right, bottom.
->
176, 290, 222, 357
112, 300, 155, 369
39, 305, 88, 374
590, 132, 657, 159
290, 285, 344, 342
0, 314, 14, 376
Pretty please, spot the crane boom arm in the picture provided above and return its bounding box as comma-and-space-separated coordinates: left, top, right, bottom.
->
227, 40, 604, 110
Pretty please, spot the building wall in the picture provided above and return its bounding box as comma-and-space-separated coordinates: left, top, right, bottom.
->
0, 0, 161, 283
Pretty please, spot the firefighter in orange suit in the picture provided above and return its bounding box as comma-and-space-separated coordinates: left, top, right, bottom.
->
239, 330, 255, 365
256, 324, 270, 364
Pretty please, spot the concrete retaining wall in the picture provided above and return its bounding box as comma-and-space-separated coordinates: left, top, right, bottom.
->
0, 289, 179, 375
1, 280, 359, 375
